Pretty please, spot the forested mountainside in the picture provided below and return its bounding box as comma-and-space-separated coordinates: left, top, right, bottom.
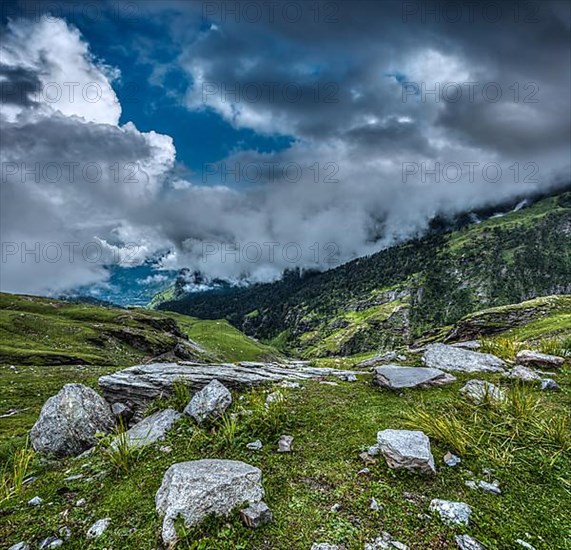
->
156, 190, 571, 357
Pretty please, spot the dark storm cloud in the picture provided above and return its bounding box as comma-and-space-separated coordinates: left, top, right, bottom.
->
0, 64, 42, 107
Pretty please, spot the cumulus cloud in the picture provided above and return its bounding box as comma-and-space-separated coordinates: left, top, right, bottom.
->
1, 3, 570, 295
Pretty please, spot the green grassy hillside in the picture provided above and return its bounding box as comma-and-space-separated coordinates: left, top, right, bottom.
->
157, 190, 571, 357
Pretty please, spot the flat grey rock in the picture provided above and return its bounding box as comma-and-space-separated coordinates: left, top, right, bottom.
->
460, 380, 505, 404
39, 538, 63, 550
28, 496, 42, 506
30, 384, 115, 457
357, 351, 399, 368
246, 440, 263, 451
8, 543, 30, 550
184, 379, 232, 423
377, 429, 435, 474
100, 362, 360, 417
374, 365, 456, 390
540, 378, 561, 391
516, 350, 564, 369
455, 534, 486, 549
423, 344, 505, 373
156, 459, 264, 544
503, 365, 541, 383
429, 499, 472, 525
114, 408, 181, 449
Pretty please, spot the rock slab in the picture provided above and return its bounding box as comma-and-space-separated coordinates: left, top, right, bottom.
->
376, 429, 435, 474
423, 344, 505, 373
374, 365, 456, 390
516, 350, 564, 369
184, 379, 232, 423
460, 380, 505, 404
30, 384, 115, 457
156, 459, 264, 544
114, 408, 181, 449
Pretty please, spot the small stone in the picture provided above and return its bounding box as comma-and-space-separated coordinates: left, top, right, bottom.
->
330, 503, 341, 512
503, 365, 541, 383
39, 537, 63, 550
8, 543, 30, 550
444, 452, 461, 467
184, 379, 232, 424
240, 501, 273, 528
455, 534, 486, 549
377, 429, 436, 474
338, 373, 357, 382
159, 445, 173, 453
265, 391, 283, 407
465, 480, 478, 490
279, 381, 301, 389
540, 379, 561, 391
516, 350, 564, 370
460, 380, 505, 404
370, 497, 382, 511
429, 499, 472, 525
478, 480, 501, 495
515, 540, 536, 550
360, 451, 377, 464
246, 440, 263, 451
319, 381, 338, 386
75, 498, 86, 507
63, 474, 84, 482
87, 518, 111, 538
357, 467, 370, 475
311, 544, 340, 550
111, 401, 134, 422
277, 435, 293, 453
28, 496, 43, 506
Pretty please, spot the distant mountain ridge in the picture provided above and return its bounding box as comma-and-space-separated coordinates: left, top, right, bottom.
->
155, 187, 571, 356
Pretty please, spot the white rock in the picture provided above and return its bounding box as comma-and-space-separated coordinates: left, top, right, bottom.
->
39, 538, 63, 549
367, 444, 381, 456
460, 380, 505, 404
455, 534, 486, 549
311, 544, 341, 550
370, 497, 382, 511
515, 540, 536, 549
279, 380, 301, 389
156, 459, 264, 544
184, 379, 232, 424
503, 365, 541, 383
8, 543, 30, 550
265, 391, 283, 406
377, 429, 436, 474
246, 440, 263, 451
423, 344, 505, 373
30, 384, 115, 457
113, 408, 181, 449
28, 496, 43, 506
278, 435, 293, 452
444, 452, 461, 467
75, 498, 86, 507
540, 378, 561, 391
338, 373, 357, 382
86, 518, 110, 538
429, 499, 472, 525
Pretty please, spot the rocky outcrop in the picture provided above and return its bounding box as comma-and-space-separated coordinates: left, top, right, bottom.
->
423, 344, 505, 373
516, 350, 565, 369
155, 459, 265, 544
184, 379, 232, 424
376, 429, 436, 474
460, 380, 505, 404
114, 409, 181, 449
99, 362, 360, 417
373, 365, 456, 390
30, 384, 115, 457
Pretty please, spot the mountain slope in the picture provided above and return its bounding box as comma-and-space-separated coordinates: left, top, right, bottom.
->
156, 190, 571, 356
0, 293, 278, 366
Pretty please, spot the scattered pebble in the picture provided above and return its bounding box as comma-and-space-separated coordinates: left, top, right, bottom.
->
515, 540, 536, 550
338, 373, 357, 382
319, 381, 338, 386
7, 543, 30, 550
370, 497, 382, 511
455, 534, 486, 549
75, 498, 86, 507
444, 451, 461, 467
87, 518, 111, 538
357, 467, 370, 475
28, 496, 43, 506
63, 474, 84, 482
465, 479, 501, 495
246, 440, 263, 451
330, 503, 341, 512
159, 445, 172, 453
429, 499, 472, 526
277, 435, 293, 453
540, 379, 561, 391
39, 537, 63, 550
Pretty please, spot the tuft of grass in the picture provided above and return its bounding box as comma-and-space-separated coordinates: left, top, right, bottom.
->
539, 336, 571, 358
102, 419, 143, 475
480, 337, 525, 361
1, 439, 34, 503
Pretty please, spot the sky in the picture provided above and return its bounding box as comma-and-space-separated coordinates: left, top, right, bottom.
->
1, 0, 570, 297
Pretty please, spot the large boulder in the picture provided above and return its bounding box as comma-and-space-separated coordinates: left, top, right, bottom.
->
373, 365, 456, 390
423, 344, 505, 373
113, 409, 181, 449
184, 379, 232, 423
30, 384, 114, 457
156, 459, 265, 544
460, 380, 505, 404
516, 350, 564, 370
376, 429, 435, 474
